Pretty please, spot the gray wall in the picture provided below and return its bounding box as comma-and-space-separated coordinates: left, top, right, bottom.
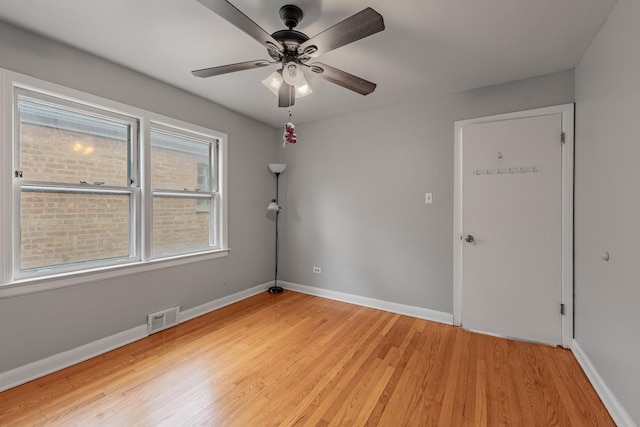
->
575, 0, 640, 423
0, 20, 277, 373
277, 70, 574, 313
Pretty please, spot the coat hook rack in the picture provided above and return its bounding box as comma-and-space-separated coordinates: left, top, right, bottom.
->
473, 166, 538, 176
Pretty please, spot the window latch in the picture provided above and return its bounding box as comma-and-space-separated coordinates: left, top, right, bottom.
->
14, 170, 23, 178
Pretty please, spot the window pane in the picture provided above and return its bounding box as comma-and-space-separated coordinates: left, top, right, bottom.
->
20, 191, 131, 270
153, 196, 211, 254
18, 98, 131, 186
151, 131, 211, 191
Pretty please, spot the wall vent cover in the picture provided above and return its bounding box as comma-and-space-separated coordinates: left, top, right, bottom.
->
147, 306, 180, 334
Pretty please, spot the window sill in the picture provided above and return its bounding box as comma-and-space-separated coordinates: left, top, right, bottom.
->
0, 248, 230, 300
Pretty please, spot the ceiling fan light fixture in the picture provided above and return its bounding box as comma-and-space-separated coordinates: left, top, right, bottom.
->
262, 71, 283, 96
295, 78, 313, 97
282, 61, 304, 86
262, 71, 312, 98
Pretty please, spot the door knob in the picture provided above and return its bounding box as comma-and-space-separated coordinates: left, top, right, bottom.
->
464, 235, 475, 243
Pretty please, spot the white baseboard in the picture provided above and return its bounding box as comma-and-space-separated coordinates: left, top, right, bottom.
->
280, 281, 453, 325
0, 281, 271, 393
0, 324, 148, 393
572, 339, 636, 427
178, 282, 270, 323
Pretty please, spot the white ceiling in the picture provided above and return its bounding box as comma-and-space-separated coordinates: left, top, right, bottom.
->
0, 0, 615, 127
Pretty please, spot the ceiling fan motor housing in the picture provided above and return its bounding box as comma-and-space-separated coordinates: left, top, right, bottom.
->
268, 5, 311, 60
269, 29, 309, 59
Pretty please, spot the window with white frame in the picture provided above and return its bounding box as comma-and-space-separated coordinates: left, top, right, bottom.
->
15, 90, 140, 277
150, 126, 219, 256
4, 73, 227, 286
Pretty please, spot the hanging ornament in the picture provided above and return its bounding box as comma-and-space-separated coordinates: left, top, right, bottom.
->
283, 110, 297, 147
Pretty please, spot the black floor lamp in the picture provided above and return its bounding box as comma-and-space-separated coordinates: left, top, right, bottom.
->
267, 163, 286, 294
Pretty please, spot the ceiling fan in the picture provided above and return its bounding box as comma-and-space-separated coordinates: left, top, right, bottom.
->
192, 0, 385, 107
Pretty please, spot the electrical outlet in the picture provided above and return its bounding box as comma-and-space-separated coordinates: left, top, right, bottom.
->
313, 266, 321, 274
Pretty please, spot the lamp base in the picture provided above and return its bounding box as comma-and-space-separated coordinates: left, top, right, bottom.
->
268, 286, 284, 294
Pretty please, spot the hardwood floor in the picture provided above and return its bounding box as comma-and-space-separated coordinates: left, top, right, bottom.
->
0, 291, 613, 426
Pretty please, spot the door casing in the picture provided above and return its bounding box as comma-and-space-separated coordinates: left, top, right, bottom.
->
453, 104, 574, 348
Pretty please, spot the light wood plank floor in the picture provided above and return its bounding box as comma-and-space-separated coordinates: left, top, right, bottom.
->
0, 291, 613, 426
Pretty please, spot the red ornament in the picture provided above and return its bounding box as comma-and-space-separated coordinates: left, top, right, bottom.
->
283, 121, 297, 146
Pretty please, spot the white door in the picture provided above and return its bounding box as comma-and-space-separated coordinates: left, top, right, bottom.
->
460, 113, 563, 346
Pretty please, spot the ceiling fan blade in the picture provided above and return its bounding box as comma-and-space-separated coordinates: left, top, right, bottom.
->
197, 0, 284, 54
278, 82, 295, 107
305, 63, 376, 95
192, 60, 275, 78
297, 8, 384, 57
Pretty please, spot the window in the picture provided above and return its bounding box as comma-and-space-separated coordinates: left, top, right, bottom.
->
150, 127, 219, 256
2, 70, 228, 289
15, 91, 139, 278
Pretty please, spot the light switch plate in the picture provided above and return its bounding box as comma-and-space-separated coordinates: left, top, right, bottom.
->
425, 192, 433, 204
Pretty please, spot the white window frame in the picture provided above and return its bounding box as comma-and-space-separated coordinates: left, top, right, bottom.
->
149, 123, 221, 258
13, 89, 141, 280
0, 68, 229, 299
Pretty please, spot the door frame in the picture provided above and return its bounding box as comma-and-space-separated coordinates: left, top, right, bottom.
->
453, 104, 574, 348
